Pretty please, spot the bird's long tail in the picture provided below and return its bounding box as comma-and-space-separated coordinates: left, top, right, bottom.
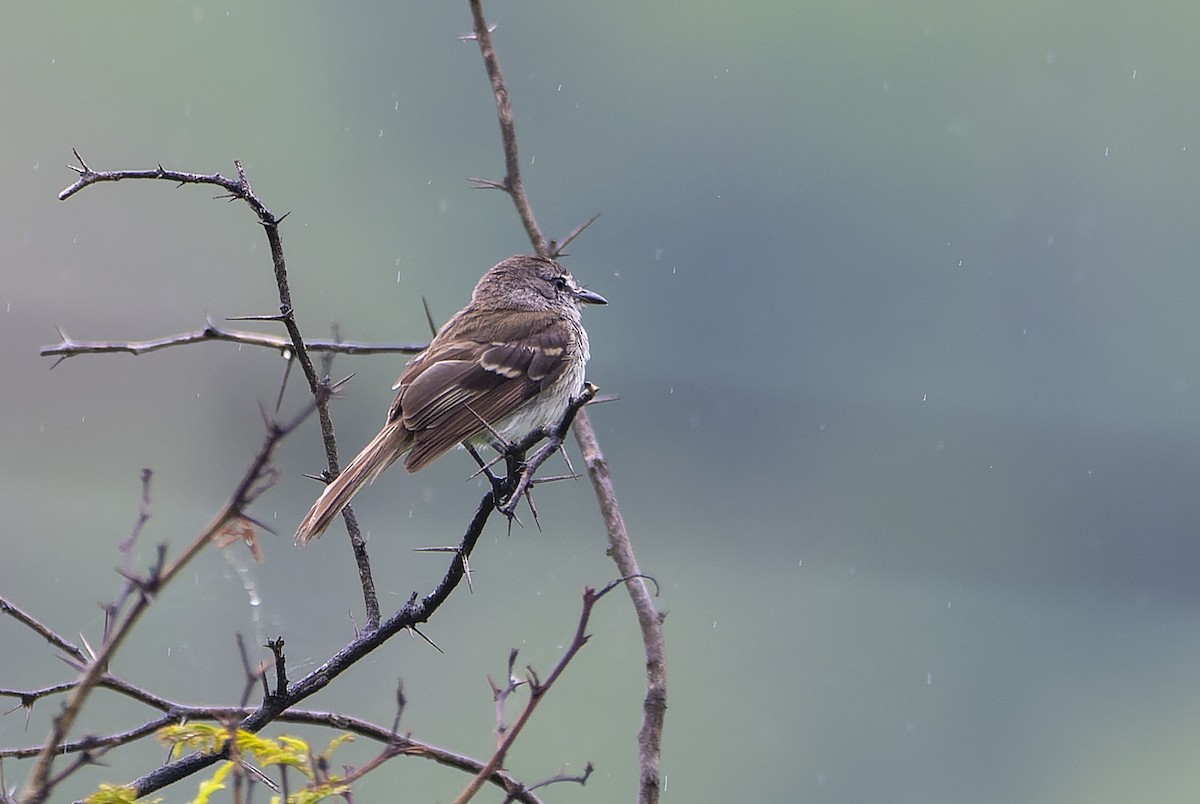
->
294, 420, 410, 545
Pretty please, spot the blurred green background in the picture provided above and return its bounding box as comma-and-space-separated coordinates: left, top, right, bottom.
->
4, 2, 1200, 802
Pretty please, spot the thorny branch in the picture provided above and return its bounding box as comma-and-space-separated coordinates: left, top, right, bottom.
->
57, 151, 383, 629
40, 316, 425, 366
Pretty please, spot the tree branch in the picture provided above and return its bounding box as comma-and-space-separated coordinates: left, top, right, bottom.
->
0, 598, 86, 664
465, 3, 544, 251
40, 317, 424, 365
466, 4, 666, 802
58, 151, 383, 628
573, 412, 666, 804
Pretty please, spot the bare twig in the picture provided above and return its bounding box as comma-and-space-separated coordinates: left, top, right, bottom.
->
2, 716, 173, 760
551, 212, 601, 256
452, 584, 614, 804
520, 762, 594, 797
465, 2, 544, 251
40, 317, 425, 365
0, 598, 86, 665
288, 708, 544, 804
111, 469, 155, 616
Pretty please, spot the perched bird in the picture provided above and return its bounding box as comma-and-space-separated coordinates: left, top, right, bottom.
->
294, 254, 606, 545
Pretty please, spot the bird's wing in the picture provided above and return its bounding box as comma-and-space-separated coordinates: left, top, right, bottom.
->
390, 308, 576, 471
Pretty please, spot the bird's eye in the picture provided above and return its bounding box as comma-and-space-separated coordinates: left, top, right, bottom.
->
551, 275, 569, 290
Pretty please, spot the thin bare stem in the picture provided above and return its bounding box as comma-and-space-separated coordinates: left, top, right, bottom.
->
467, 1, 546, 252
0, 598, 86, 664
40, 318, 424, 364
574, 412, 666, 804
452, 585, 611, 804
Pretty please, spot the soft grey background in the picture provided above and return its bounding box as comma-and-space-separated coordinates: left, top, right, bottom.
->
3, 2, 1200, 802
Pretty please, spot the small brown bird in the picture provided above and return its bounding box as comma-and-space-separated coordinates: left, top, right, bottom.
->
294, 254, 606, 545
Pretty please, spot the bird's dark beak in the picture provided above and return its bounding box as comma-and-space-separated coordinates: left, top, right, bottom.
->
575, 287, 607, 305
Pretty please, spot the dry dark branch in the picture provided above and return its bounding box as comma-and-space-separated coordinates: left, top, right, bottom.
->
58, 153, 383, 628
283, 708, 545, 804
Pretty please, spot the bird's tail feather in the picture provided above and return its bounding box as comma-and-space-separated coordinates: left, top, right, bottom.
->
294, 420, 409, 545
